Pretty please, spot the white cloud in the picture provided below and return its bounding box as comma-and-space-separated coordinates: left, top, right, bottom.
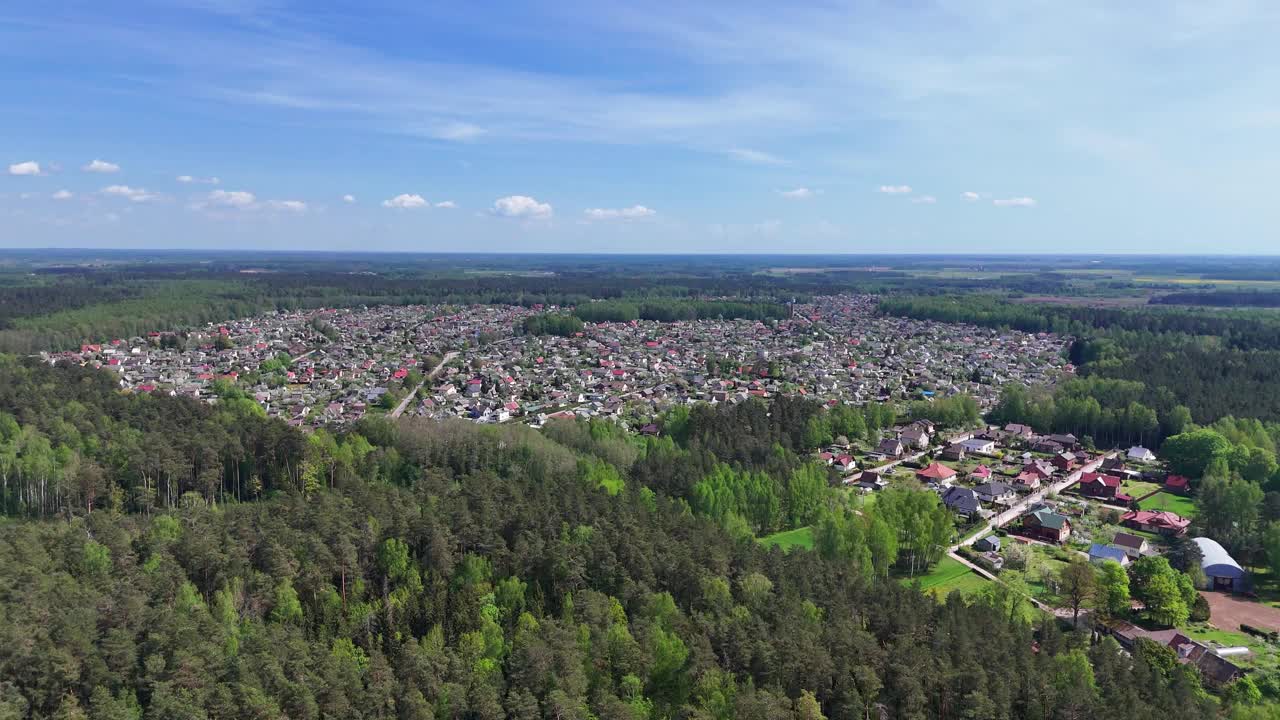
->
962, 191, 981, 201
205, 189, 257, 208
993, 196, 1037, 207
583, 205, 656, 220
83, 159, 120, 173
52, 189, 74, 200
492, 195, 553, 220
727, 148, 786, 165
101, 185, 157, 202
382, 193, 428, 209
435, 200, 457, 208
268, 199, 308, 212
177, 175, 221, 185
911, 195, 937, 204
878, 185, 913, 194
779, 187, 814, 199
7, 161, 41, 176
434, 122, 485, 141
342, 194, 356, 203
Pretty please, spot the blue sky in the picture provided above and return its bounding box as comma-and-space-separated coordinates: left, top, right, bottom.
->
2, 0, 1279, 253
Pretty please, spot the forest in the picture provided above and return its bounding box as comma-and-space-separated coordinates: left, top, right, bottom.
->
0, 359, 1251, 720
878, 295, 1280, 424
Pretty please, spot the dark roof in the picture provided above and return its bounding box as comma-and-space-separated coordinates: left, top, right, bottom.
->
1029, 509, 1069, 530
1112, 532, 1146, 550
942, 487, 981, 514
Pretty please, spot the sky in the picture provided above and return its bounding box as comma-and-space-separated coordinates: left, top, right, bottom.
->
2, 0, 1280, 253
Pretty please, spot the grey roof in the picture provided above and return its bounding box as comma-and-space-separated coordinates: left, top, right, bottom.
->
1089, 544, 1128, 564
1193, 537, 1246, 579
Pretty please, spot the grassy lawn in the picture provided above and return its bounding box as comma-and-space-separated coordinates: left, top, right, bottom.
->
759, 526, 815, 552
1120, 479, 1161, 498
901, 556, 990, 595
1138, 491, 1196, 518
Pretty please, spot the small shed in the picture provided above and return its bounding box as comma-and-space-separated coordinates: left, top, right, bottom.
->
1193, 537, 1249, 592
975, 535, 1001, 553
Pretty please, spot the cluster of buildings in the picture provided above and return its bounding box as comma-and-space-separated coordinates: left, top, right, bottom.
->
43, 295, 1072, 430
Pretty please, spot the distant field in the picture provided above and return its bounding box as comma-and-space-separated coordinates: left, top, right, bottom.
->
1134, 275, 1280, 288
759, 526, 815, 551
1012, 295, 1151, 308
1139, 491, 1196, 518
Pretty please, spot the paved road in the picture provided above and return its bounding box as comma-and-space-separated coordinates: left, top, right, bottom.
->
391, 350, 459, 419
941, 451, 1116, 625
953, 451, 1116, 550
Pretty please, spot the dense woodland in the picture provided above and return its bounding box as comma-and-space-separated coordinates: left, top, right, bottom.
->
879, 295, 1280, 424
0, 367, 1238, 719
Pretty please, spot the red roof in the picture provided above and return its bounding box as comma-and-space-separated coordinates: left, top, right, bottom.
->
1165, 475, 1190, 489
1122, 510, 1190, 531
916, 461, 958, 480
1080, 472, 1121, 488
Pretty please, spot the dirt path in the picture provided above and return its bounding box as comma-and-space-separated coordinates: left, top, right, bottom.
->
1201, 591, 1280, 633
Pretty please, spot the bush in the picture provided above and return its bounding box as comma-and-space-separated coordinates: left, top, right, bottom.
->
1241, 624, 1279, 642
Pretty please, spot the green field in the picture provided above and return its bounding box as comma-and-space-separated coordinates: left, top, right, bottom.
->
903, 556, 991, 598
1120, 479, 1161, 498
759, 526, 815, 552
1139, 491, 1196, 518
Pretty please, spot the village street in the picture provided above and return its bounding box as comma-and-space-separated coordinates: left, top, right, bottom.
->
392, 350, 459, 419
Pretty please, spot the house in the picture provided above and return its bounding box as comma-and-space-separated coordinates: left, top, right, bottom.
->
916, 461, 958, 486
1105, 623, 1246, 687
834, 455, 858, 475
1023, 509, 1072, 543
1089, 544, 1131, 567
1047, 433, 1080, 450
969, 464, 994, 482
1013, 469, 1043, 490
1032, 439, 1064, 454
975, 535, 1001, 552
1194, 537, 1249, 592
974, 481, 1017, 505
1164, 475, 1191, 495
900, 427, 931, 449
959, 437, 996, 455
1127, 446, 1157, 463
1077, 472, 1125, 500
942, 487, 982, 517
1111, 532, 1150, 559
1050, 451, 1078, 471
876, 438, 905, 457
940, 443, 967, 462
1121, 509, 1191, 536
857, 472, 890, 493
1003, 423, 1035, 439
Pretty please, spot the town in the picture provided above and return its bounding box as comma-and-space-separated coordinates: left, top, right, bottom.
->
47, 294, 1069, 428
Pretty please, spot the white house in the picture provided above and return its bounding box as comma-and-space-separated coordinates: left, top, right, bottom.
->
960, 437, 997, 455
1127, 446, 1157, 463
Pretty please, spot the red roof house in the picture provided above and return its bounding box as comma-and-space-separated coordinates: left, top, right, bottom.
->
916, 461, 958, 483
1121, 510, 1191, 536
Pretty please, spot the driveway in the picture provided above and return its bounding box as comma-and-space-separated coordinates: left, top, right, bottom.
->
1201, 591, 1280, 634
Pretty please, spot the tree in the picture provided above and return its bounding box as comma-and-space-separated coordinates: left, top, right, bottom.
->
1160, 429, 1233, 478
1198, 476, 1264, 560
1094, 560, 1130, 619
1059, 560, 1096, 625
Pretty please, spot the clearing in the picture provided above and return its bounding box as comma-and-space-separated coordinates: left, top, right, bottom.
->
903, 556, 991, 598
759, 526, 814, 552
1138, 491, 1196, 518
1201, 591, 1280, 634
1120, 479, 1161, 498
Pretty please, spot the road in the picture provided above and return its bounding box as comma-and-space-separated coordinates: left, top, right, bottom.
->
867, 445, 942, 474
952, 451, 1116, 550
940, 451, 1117, 625
391, 350, 459, 419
